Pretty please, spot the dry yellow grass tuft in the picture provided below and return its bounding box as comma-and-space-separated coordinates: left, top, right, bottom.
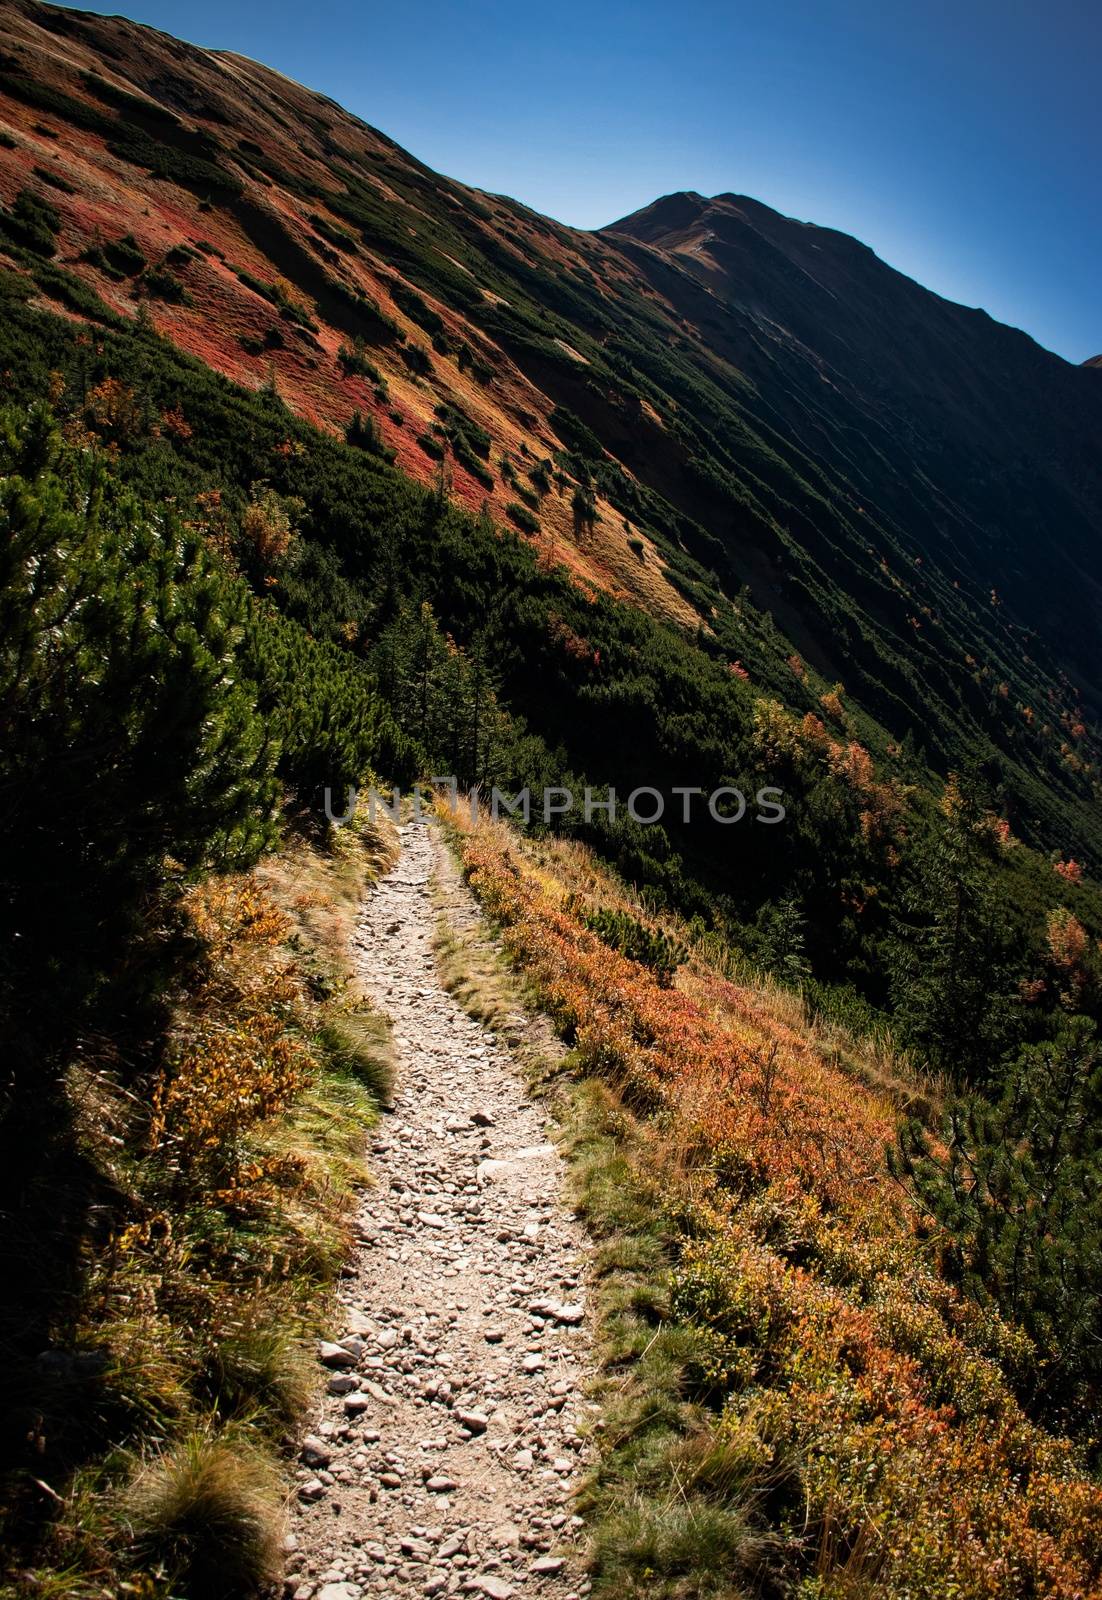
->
123, 1426, 285, 1599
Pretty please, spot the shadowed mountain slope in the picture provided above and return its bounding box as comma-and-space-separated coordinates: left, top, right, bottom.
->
608, 187, 1102, 693
0, 0, 1100, 863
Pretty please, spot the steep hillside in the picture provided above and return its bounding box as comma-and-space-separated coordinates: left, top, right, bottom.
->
0, 0, 701, 630
607, 188, 1102, 708
6, 8, 1102, 1596
1, 0, 1100, 867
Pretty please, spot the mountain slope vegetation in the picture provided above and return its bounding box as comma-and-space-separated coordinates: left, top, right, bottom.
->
2, 1, 1102, 1594
1, 0, 1100, 866
443, 805, 1102, 1600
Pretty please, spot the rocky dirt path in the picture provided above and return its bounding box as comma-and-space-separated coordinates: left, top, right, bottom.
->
285, 820, 594, 1600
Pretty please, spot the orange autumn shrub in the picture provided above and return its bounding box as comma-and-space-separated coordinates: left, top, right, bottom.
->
752, 697, 908, 861
1045, 906, 1092, 1010
820, 681, 846, 723
239, 484, 301, 571
84, 375, 144, 446
147, 877, 313, 1199
449, 806, 1102, 1600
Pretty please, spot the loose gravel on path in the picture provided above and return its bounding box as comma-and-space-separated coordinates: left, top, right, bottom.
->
285, 820, 594, 1600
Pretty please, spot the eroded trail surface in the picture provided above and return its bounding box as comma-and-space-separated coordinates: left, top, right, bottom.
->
286, 821, 593, 1600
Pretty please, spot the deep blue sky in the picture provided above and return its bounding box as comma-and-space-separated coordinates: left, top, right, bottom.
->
60, 0, 1101, 361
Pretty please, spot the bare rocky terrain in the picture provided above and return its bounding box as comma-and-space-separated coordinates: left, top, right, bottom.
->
285, 821, 594, 1600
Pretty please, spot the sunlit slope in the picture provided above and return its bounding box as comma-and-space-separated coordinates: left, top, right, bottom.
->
1, 0, 1100, 862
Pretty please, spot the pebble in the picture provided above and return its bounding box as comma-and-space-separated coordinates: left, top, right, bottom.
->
318, 1341, 356, 1369
472, 1578, 515, 1600
301, 1436, 332, 1468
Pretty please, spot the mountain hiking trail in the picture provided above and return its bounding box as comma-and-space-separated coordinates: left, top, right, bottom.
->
285, 820, 595, 1600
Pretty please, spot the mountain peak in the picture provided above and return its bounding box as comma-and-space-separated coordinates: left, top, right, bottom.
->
604, 189, 710, 240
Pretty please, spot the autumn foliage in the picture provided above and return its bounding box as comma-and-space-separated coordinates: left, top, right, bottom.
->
449, 806, 1102, 1600
147, 878, 313, 1204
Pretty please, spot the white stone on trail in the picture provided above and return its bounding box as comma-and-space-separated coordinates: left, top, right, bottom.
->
473, 1578, 516, 1599
288, 821, 591, 1598
300, 1435, 332, 1468
476, 1146, 556, 1186
318, 1341, 357, 1368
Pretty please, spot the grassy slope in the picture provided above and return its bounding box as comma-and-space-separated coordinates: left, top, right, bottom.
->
0, 812, 398, 1599
0, 0, 1099, 867
1, 276, 1098, 1043
436, 802, 1102, 1600
0, 0, 700, 633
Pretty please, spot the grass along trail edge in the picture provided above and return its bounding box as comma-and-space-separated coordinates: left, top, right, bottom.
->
437, 805, 1102, 1600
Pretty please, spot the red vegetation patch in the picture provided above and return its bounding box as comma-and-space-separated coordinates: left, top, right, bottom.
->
447, 808, 1102, 1600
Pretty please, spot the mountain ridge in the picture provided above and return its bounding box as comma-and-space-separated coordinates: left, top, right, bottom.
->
1, 0, 1100, 867
610, 186, 1079, 360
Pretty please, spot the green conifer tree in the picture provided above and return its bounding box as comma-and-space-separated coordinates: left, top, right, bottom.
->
891, 1016, 1102, 1409
0, 404, 278, 1025
889, 780, 1014, 1078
